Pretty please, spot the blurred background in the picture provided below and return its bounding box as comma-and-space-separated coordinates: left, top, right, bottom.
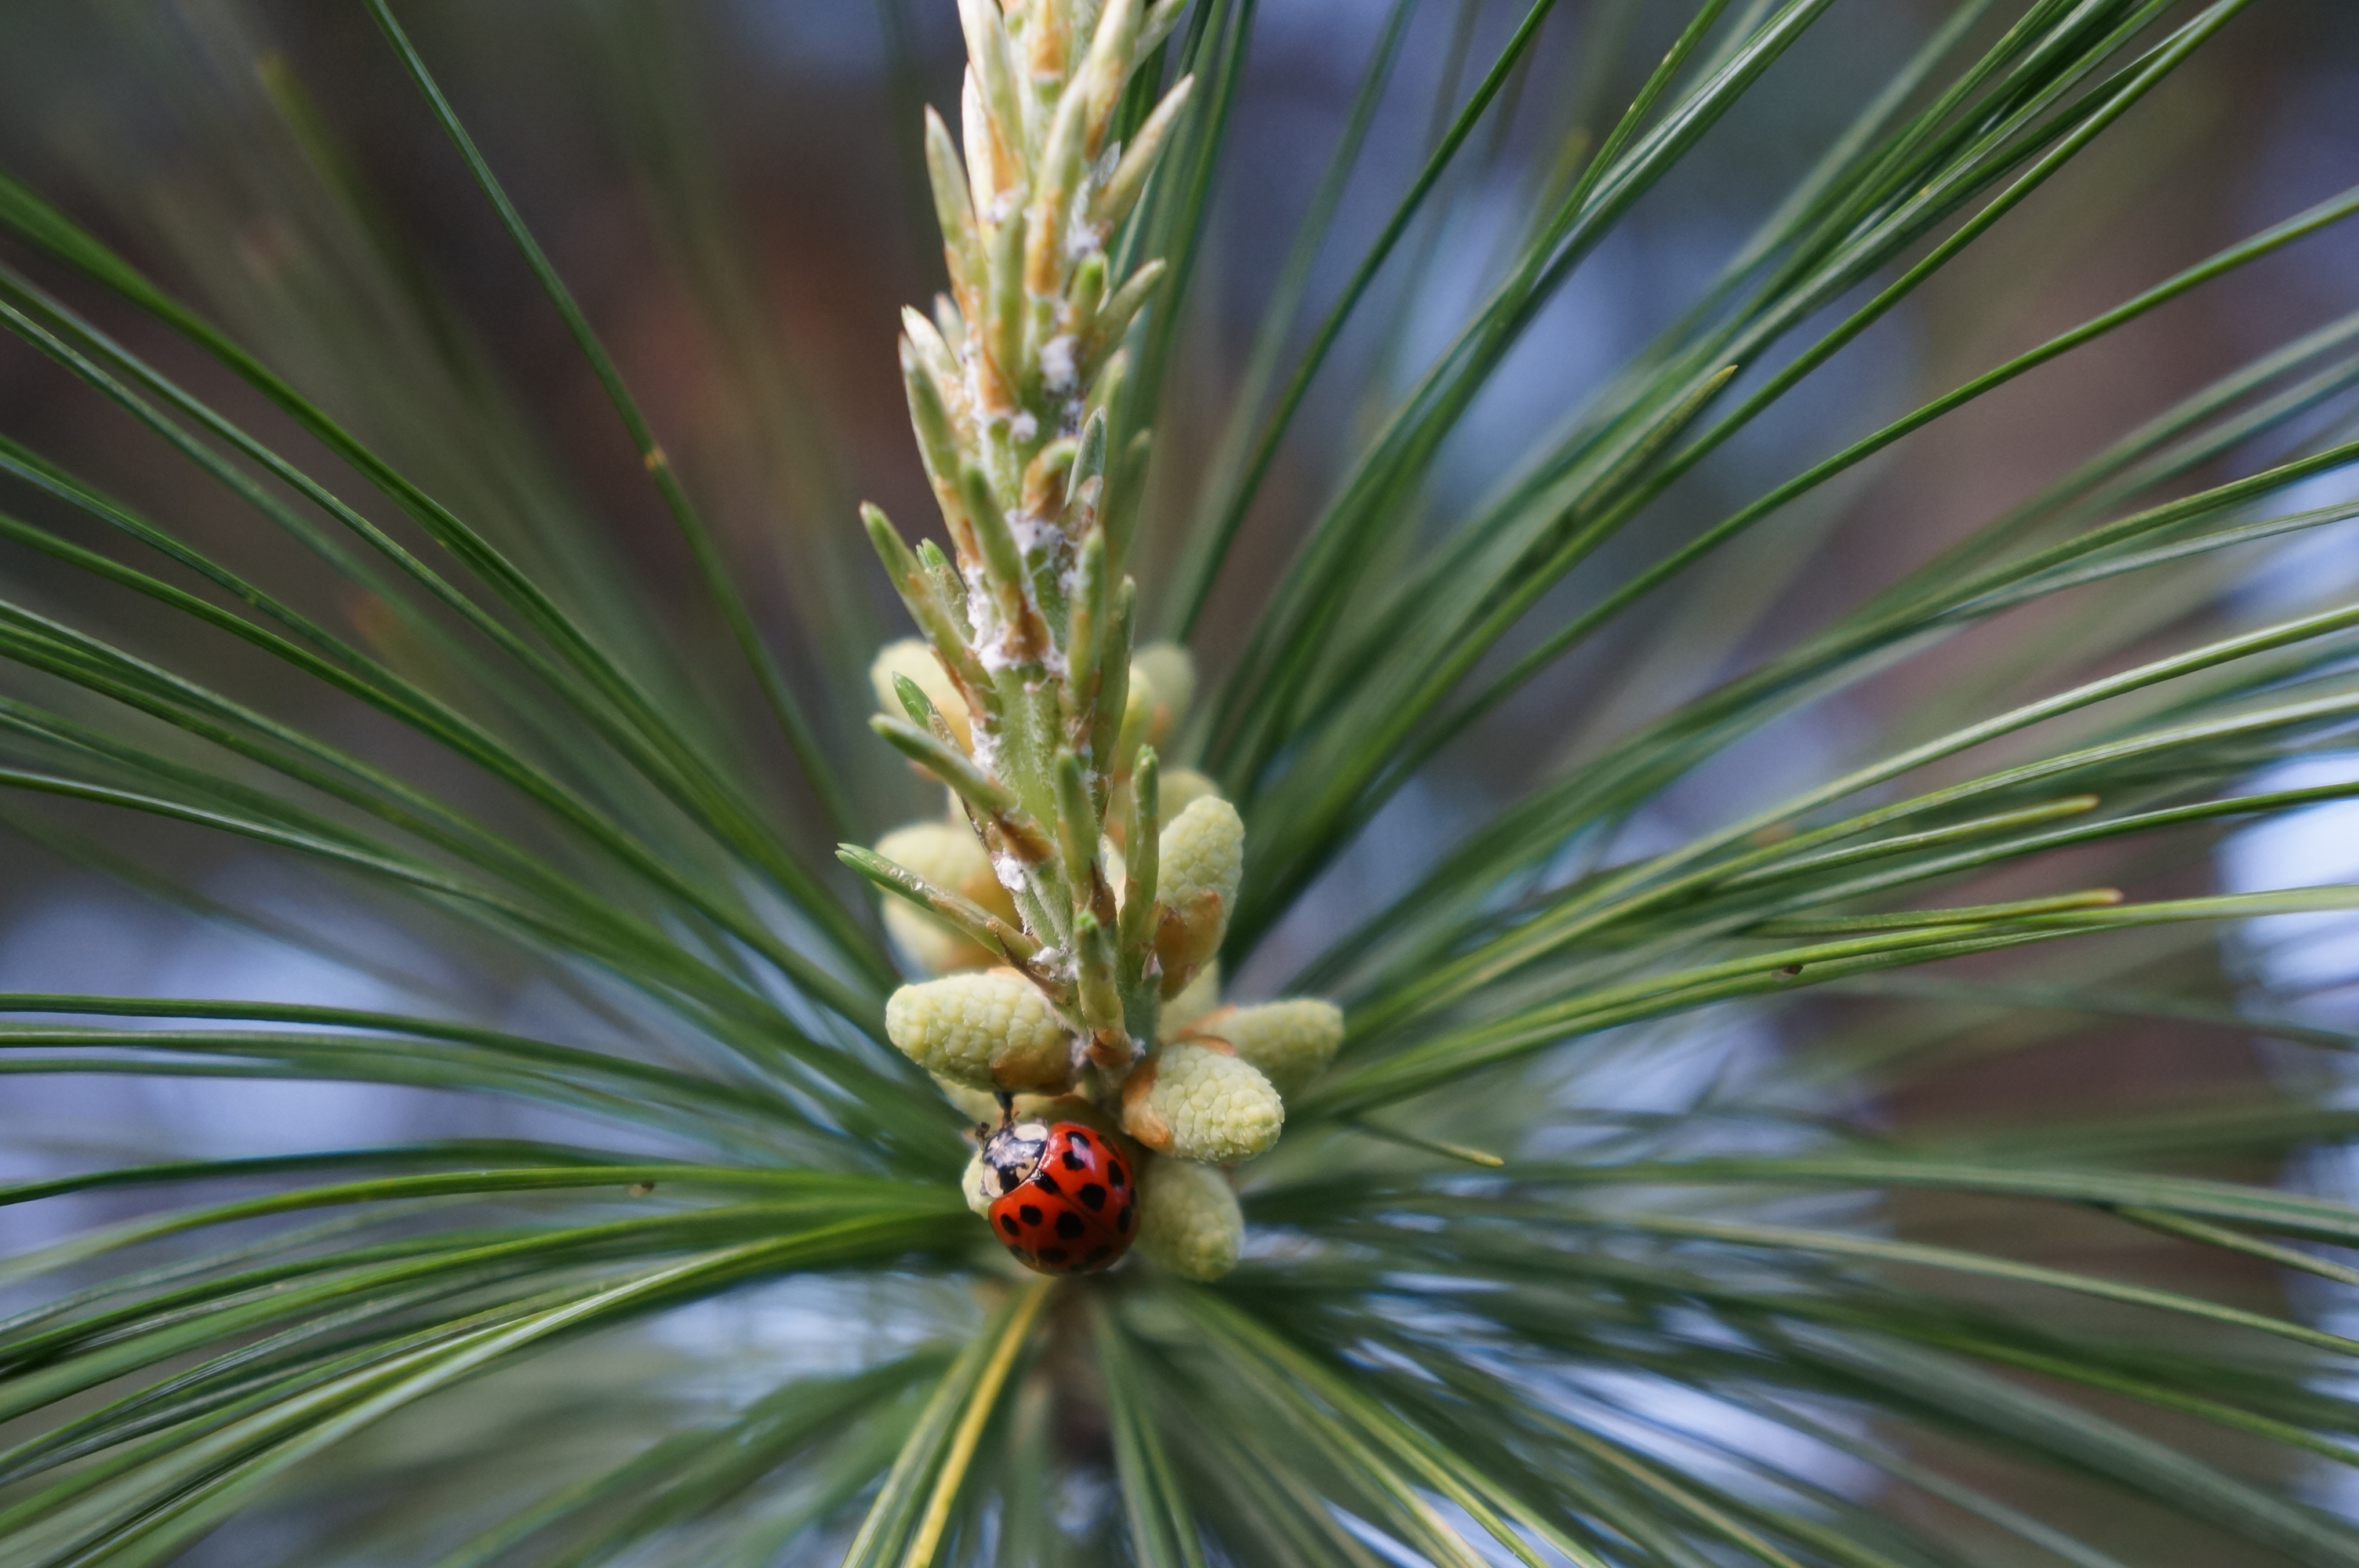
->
2, 1, 2358, 1554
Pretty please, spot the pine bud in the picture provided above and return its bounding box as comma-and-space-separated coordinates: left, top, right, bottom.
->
1130, 642, 1196, 737
961, 1149, 998, 1216
878, 819, 980, 895
1154, 795, 1241, 994
1183, 999, 1342, 1098
883, 904, 993, 977
1161, 960, 1219, 1034
874, 820, 1020, 975
1136, 1156, 1241, 1279
935, 1075, 1001, 1126
1158, 795, 1241, 915
1121, 1041, 1282, 1163
876, 822, 1019, 920
870, 639, 972, 749
885, 969, 1074, 1093
1159, 767, 1218, 818
940, 1083, 1128, 1145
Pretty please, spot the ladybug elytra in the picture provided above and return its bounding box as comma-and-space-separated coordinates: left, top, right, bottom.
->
979, 1109, 1136, 1275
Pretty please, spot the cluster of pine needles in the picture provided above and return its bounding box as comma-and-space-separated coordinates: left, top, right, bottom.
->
0, 0, 2356, 1563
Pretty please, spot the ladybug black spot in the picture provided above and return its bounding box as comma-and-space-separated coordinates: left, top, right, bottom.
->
1085, 1245, 1112, 1265
1019, 1204, 1043, 1227
1056, 1211, 1084, 1239
1062, 1151, 1085, 1171
1108, 1163, 1126, 1189
1069, 1131, 1090, 1147
998, 1214, 1019, 1236
1035, 1174, 1061, 1196
1080, 1183, 1107, 1210
1117, 1203, 1133, 1233
1039, 1247, 1069, 1266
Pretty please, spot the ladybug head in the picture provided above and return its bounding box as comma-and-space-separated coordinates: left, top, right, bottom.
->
980, 1119, 1051, 1195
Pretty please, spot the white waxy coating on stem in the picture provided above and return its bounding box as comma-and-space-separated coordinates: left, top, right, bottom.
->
1184, 999, 1342, 1099
1136, 1156, 1241, 1279
1121, 1042, 1281, 1163
1041, 333, 1080, 393
885, 969, 1074, 1093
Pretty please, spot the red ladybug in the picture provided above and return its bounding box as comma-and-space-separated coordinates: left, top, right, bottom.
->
978, 1112, 1136, 1275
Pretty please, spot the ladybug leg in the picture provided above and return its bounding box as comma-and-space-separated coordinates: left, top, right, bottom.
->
993, 1090, 1015, 1131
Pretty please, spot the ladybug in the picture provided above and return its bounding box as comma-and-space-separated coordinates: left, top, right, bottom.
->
977, 1103, 1136, 1276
